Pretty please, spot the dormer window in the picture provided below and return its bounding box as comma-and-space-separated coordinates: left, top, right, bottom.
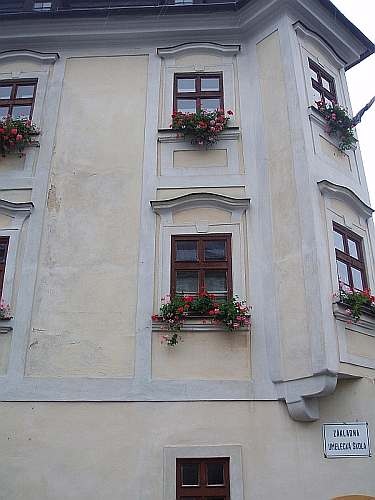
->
309, 59, 336, 106
174, 73, 224, 113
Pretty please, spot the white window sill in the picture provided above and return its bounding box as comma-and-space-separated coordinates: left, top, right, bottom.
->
157, 126, 241, 143
0, 320, 13, 334
152, 317, 250, 333
333, 302, 375, 331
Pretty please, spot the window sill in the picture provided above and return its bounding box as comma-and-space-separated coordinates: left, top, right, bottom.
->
152, 317, 250, 333
157, 127, 240, 143
333, 302, 375, 330
0, 319, 13, 334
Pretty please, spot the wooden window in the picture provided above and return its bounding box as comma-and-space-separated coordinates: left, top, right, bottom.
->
0, 237, 9, 299
0, 80, 38, 120
174, 73, 224, 114
333, 222, 367, 291
171, 234, 232, 300
308, 59, 336, 106
176, 457, 230, 500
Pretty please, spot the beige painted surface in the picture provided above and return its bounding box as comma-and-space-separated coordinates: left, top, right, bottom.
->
0, 189, 32, 203
320, 136, 351, 171
0, 333, 11, 374
152, 330, 250, 379
156, 186, 246, 200
173, 207, 231, 225
257, 32, 311, 379
0, 214, 12, 228
0, 379, 374, 500
173, 149, 228, 168
347, 330, 375, 359
26, 55, 148, 377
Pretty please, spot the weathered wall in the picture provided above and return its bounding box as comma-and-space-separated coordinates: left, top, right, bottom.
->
0, 378, 374, 500
25, 55, 148, 377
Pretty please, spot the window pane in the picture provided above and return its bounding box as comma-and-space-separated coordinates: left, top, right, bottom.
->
207, 462, 224, 485
348, 239, 359, 259
12, 105, 32, 118
0, 86, 12, 100
177, 99, 196, 113
205, 270, 227, 295
312, 87, 322, 103
205, 240, 226, 261
333, 230, 344, 251
322, 76, 331, 91
0, 243, 8, 264
0, 107, 9, 119
351, 267, 364, 290
181, 463, 199, 486
201, 78, 220, 92
176, 271, 199, 294
176, 241, 198, 261
201, 98, 221, 112
16, 85, 35, 99
177, 78, 196, 93
337, 260, 349, 285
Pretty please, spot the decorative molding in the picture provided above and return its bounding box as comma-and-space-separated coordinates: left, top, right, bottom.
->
157, 42, 241, 58
0, 49, 59, 64
294, 21, 346, 67
158, 128, 241, 144
0, 199, 34, 220
318, 180, 373, 219
151, 192, 250, 216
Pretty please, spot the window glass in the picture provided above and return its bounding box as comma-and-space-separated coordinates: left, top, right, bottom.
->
0, 243, 8, 263
177, 79, 196, 93
177, 99, 196, 113
201, 98, 221, 112
205, 240, 226, 261
205, 270, 227, 295
12, 105, 32, 118
351, 267, 364, 290
0, 107, 9, 119
181, 463, 199, 486
312, 87, 322, 103
333, 230, 345, 251
0, 86, 12, 100
207, 462, 224, 485
201, 78, 220, 92
176, 271, 199, 294
16, 85, 35, 99
348, 239, 359, 259
337, 260, 349, 285
322, 76, 331, 91
176, 241, 198, 262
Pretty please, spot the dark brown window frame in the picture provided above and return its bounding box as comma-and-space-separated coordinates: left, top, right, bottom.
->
0, 79, 38, 120
0, 236, 9, 299
176, 457, 230, 500
173, 73, 224, 113
170, 234, 233, 299
308, 59, 336, 105
333, 222, 367, 290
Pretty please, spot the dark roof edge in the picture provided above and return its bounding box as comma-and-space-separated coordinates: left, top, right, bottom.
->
317, 0, 374, 69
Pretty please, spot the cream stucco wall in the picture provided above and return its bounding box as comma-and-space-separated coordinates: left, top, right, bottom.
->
25, 55, 148, 377
0, 378, 374, 500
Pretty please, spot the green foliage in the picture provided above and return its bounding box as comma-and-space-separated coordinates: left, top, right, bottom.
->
316, 101, 357, 151
338, 283, 375, 322
0, 116, 39, 158
170, 109, 232, 146
152, 291, 250, 347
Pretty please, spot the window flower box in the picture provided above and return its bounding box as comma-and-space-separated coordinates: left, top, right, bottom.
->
0, 116, 39, 158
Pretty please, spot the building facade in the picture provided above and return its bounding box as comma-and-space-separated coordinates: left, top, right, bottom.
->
0, 1, 374, 498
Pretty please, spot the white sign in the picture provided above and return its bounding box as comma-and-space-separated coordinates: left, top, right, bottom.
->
323, 422, 371, 458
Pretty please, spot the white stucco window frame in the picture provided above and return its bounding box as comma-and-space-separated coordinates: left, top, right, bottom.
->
151, 193, 250, 308
0, 199, 33, 332
157, 42, 240, 130
163, 445, 244, 500
0, 50, 59, 175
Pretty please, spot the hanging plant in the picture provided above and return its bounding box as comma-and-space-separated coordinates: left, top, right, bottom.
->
0, 116, 40, 158
335, 282, 375, 322
0, 301, 12, 321
316, 101, 357, 151
170, 109, 233, 146
152, 290, 250, 346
